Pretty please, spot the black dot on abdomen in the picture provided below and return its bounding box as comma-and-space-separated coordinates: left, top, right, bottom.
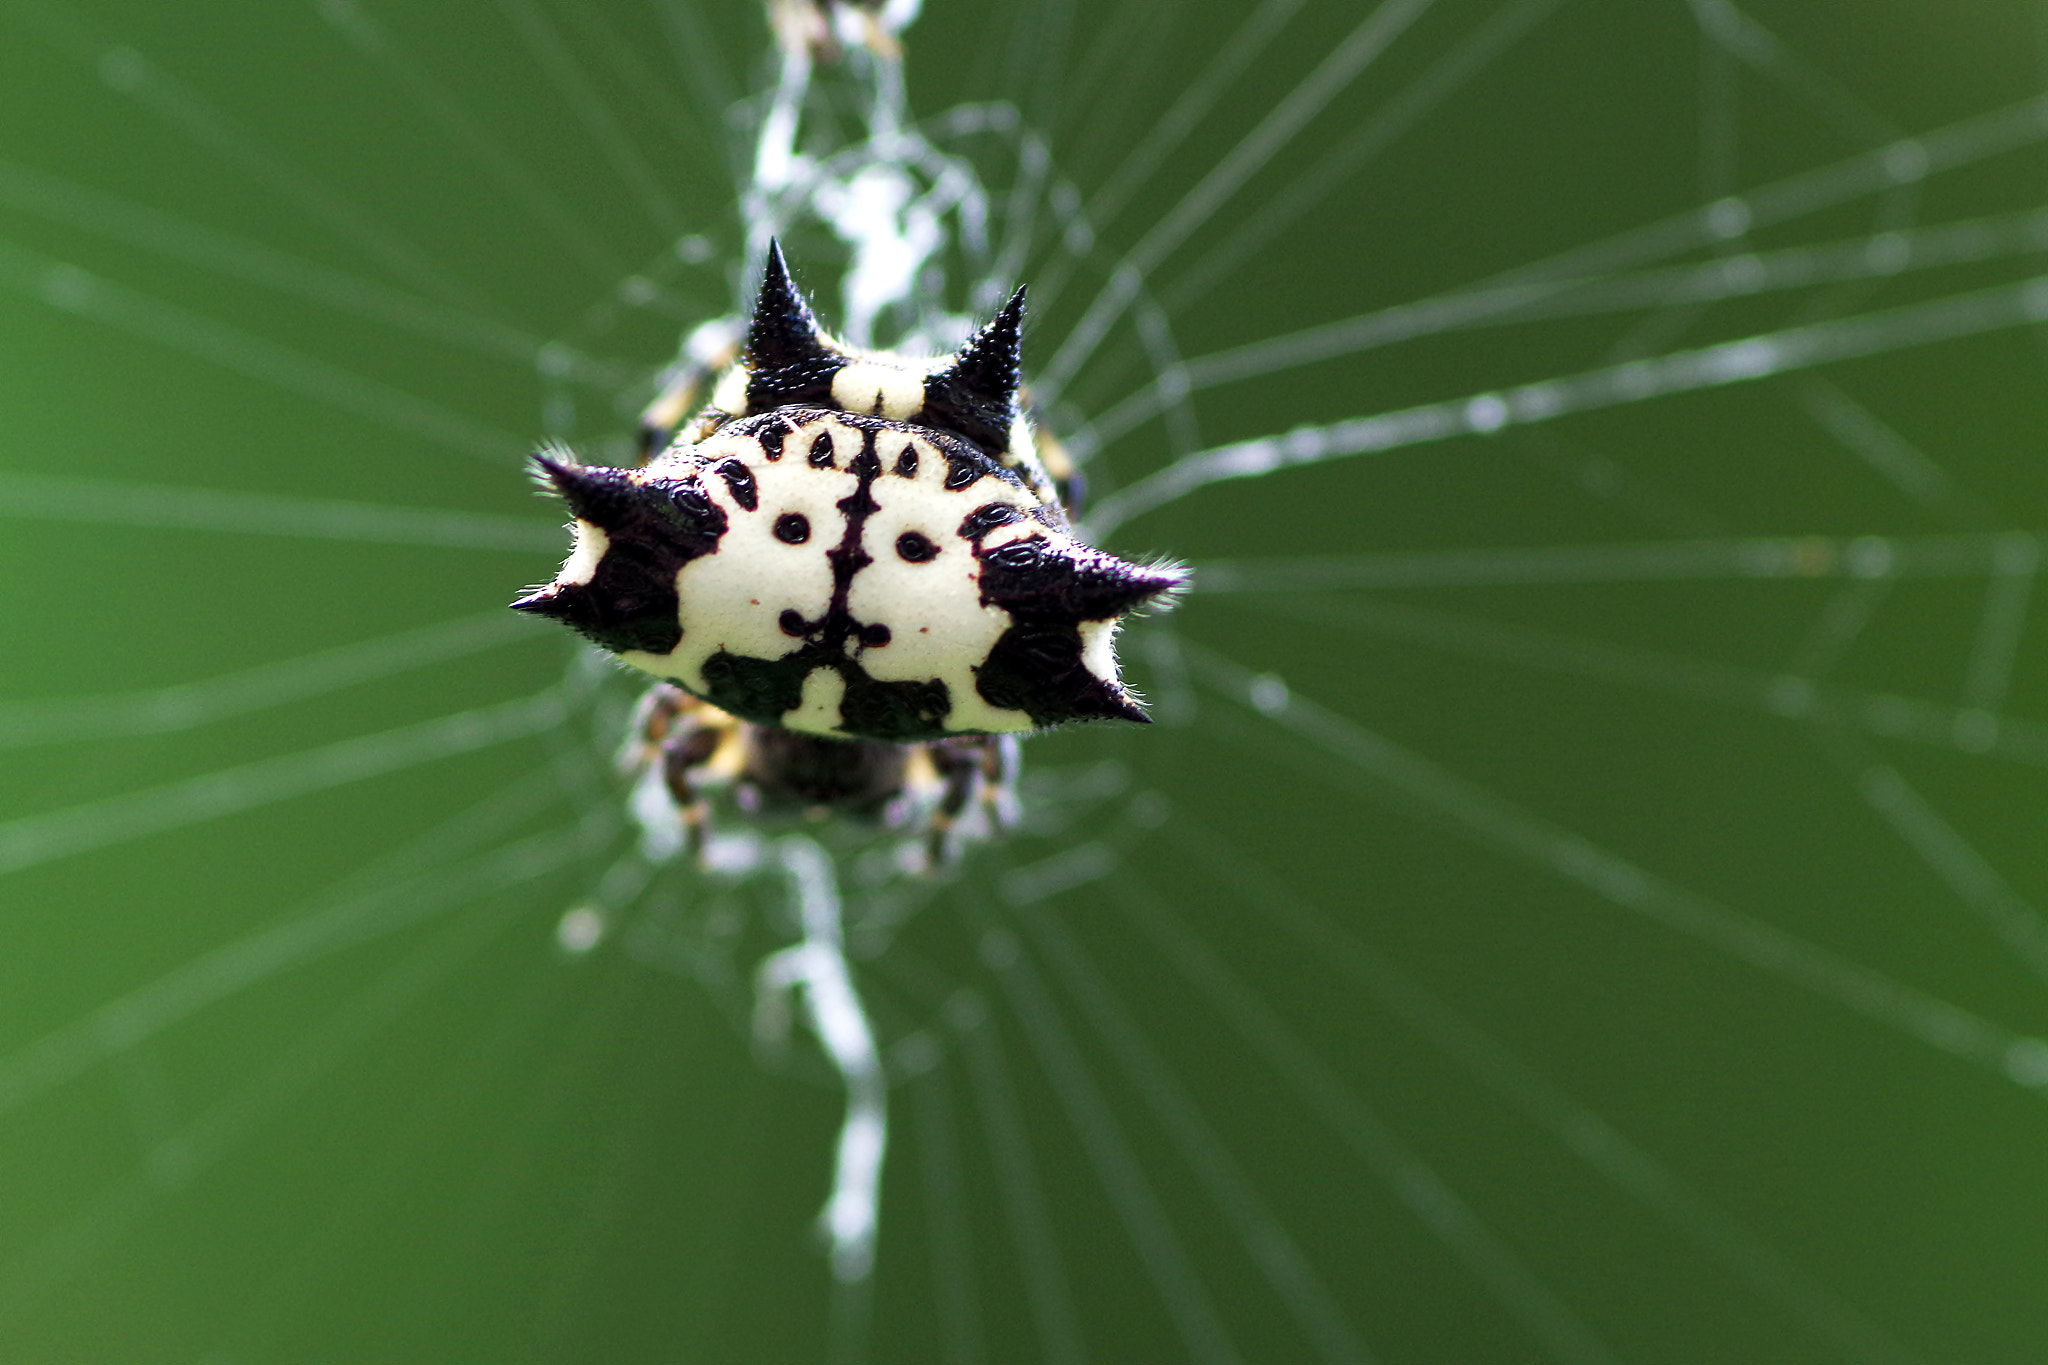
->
860, 623, 892, 648
774, 513, 811, 544
893, 447, 918, 477
896, 531, 938, 563
779, 609, 806, 636
808, 433, 836, 467
959, 502, 1021, 539
713, 459, 758, 510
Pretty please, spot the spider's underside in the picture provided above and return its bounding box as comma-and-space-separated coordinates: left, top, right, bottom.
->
512, 244, 1183, 859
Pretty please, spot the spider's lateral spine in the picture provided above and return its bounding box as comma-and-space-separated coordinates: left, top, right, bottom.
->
1127, 558, 1192, 616
527, 441, 580, 493
970, 534, 1186, 623
744, 240, 844, 415
746, 240, 835, 368
528, 452, 636, 526
512, 452, 728, 657
923, 284, 1025, 453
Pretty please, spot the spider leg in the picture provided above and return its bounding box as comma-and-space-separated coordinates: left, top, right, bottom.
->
923, 738, 986, 869
622, 684, 743, 861
980, 733, 1022, 834
619, 683, 691, 774
637, 365, 699, 461
638, 327, 741, 460
1028, 407, 1085, 514
661, 722, 725, 859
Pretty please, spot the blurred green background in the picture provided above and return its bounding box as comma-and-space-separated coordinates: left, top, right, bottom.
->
3, 1, 2047, 1361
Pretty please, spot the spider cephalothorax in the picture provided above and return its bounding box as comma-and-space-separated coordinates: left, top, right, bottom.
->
515, 244, 1185, 744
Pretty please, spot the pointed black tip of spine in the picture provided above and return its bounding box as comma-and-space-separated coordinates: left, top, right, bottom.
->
530, 452, 637, 527
1064, 554, 1189, 621
530, 450, 585, 498
1104, 691, 1152, 724
1124, 561, 1191, 610
746, 239, 834, 371
742, 240, 843, 411
510, 587, 571, 620
1057, 677, 1153, 726
924, 285, 1027, 451
952, 285, 1026, 399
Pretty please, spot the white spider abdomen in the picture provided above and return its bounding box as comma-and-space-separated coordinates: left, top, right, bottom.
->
514, 244, 1185, 743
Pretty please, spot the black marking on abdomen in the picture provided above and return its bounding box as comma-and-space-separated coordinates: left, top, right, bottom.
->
973, 620, 1142, 726
513, 462, 727, 658
756, 415, 788, 460
959, 503, 1021, 540
714, 459, 758, 510
943, 454, 981, 490
838, 677, 950, 739
983, 537, 1043, 573
700, 649, 811, 721
693, 424, 959, 741
723, 408, 1028, 496
969, 534, 1158, 725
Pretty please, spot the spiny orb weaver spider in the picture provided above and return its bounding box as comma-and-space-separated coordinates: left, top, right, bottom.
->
514, 243, 1186, 863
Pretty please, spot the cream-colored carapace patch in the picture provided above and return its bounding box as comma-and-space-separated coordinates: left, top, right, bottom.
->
830, 359, 929, 421
709, 363, 749, 417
